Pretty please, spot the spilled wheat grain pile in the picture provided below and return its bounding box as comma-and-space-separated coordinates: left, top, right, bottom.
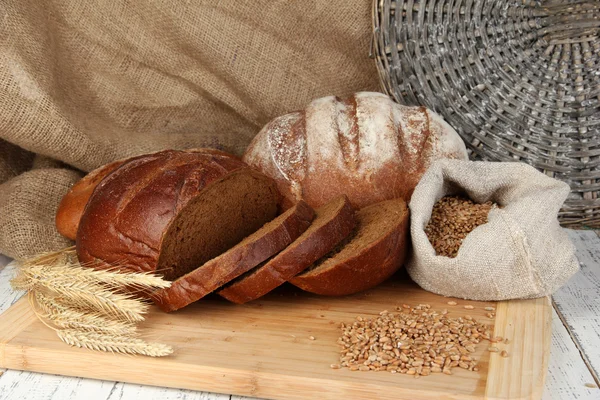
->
425, 196, 496, 257
335, 304, 507, 376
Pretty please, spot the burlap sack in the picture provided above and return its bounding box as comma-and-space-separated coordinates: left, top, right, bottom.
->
407, 159, 580, 301
0, 0, 379, 260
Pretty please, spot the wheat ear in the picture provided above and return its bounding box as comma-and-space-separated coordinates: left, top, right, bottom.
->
18, 264, 169, 291
56, 329, 173, 357
12, 247, 174, 357
33, 292, 137, 336
32, 279, 148, 322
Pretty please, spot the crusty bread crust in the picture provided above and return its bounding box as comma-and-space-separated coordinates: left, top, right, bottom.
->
57, 148, 242, 241
289, 198, 409, 296
218, 195, 356, 304
76, 149, 268, 273
243, 92, 468, 210
56, 159, 126, 240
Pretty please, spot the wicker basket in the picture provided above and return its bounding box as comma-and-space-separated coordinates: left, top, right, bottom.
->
372, 0, 600, 228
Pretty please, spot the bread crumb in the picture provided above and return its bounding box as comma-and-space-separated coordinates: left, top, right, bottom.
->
584, 383, 597, 388
309, 336, 316, 340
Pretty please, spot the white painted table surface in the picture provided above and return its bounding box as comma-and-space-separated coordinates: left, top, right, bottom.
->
0, 230, 599, 400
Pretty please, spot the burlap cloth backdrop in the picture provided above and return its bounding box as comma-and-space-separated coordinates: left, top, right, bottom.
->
0, 0, 379, 260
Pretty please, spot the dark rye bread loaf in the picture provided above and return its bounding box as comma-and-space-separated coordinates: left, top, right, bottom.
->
289, 198, 409, 296
152, 200, 315, 312
57, 149, 241, 241
76, 149, 281, 283
218, 195, 356, 304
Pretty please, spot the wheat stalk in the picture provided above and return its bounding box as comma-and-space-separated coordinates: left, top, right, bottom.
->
11, 247, 174, 357
14, 247, 169, 291
34, 292, 138, 336
57, 329, 173, 357
35, 279, 149, 322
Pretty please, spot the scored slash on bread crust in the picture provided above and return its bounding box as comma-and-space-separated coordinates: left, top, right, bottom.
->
289, 198, 410, 296
152, 200, 315, 312
58, 148, 243, 241
218, 195, 357, 304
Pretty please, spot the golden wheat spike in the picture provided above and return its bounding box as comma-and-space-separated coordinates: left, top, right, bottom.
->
33, 292, 138, 336
11, 246, 174, 357
15, 247, 170, 291
57, 329, 173, 357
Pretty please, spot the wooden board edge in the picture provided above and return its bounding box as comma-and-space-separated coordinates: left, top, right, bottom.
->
0, 344, 484, 400
0, 297, 37, 368
484, 296, 552, 400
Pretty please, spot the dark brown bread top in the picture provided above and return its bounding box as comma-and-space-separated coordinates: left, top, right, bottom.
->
57, 148, 241, 241
218, 195, 356, 304
152, 200, 315, 312
76, 149, 262, 274
289, 198, 409, 296
56, 159, 126, 240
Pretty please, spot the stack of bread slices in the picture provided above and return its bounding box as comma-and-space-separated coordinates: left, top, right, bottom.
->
57, 149, 409, 312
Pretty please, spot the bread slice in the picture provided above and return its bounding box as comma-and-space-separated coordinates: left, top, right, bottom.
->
289, 198, 409, 296
218, 195, 356, 304
152, 200, 315, 312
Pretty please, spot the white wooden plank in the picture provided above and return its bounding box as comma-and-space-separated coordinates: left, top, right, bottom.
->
557, 230, 600, 383
0, 261, 23, 315
0, 370, 115, 400
106, 383, 230, 400
0, 254, 12, 269
542, 308, 599, 400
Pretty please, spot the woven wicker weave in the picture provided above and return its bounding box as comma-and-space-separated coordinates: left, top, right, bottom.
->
373, 0, 600, 228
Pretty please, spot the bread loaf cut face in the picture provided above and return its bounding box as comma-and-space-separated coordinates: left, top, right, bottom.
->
243, 92, 467, 210
289, 198, 409, 296
76, 149, 281, 284
218, 195, 356, 304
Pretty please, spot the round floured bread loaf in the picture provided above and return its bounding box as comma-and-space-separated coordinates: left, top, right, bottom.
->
243, 92, 468, 209
76, 149, 281, 282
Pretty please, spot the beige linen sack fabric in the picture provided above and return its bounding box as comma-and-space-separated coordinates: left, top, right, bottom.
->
407, 159, 580, 301
0, 0, 380, 260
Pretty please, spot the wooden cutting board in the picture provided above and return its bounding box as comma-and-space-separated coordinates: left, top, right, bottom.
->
0, 276, 551, 400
